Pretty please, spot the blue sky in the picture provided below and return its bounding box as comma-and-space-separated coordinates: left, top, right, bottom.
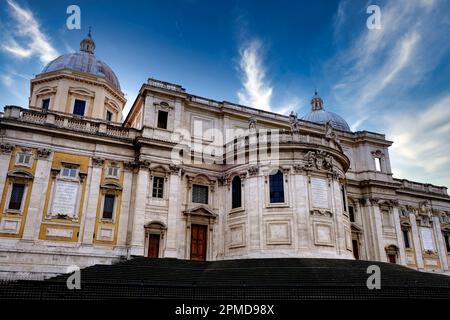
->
1, 0, 450, 189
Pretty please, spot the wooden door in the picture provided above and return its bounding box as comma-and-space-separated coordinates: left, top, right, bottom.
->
190, 224, 207, 261
352, 239, 360, 260
147, 234, 160, 258
388, 254, 396, 264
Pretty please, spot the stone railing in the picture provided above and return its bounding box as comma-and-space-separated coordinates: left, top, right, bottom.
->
190, 95, 221, 108
395, 178, 449, 196
2, 105, 137, 140
147, 78, 185, 92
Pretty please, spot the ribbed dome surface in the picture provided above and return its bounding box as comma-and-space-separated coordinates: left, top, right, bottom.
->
42, 52, 120, 90
301, 109, 351, 131
301, 92, 351, 131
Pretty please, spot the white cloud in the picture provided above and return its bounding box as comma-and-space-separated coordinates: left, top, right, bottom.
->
326, 0, 450, 190
330, 0, 444, 130
237, 40, 273, 112
1, 0, 58, 64
386, 94, 450, 188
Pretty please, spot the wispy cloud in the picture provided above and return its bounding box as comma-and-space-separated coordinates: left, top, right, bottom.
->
386, 93, 450, 187
236, 39, 302, 115
327, 0, 450, 188
237, 40, 273, 112
1, 0, 58, 64
329, 0, 445, 130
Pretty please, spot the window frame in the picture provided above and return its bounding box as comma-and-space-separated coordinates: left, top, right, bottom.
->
106, 165, 120, 179
443, 232, 450, 253
269, 170, 285, 204
101, 193, 116, 220
60, 166, 79, 180
73, 99, 86, 117
42, 98, 50, 111
231, 176, 242, 209
402, 228, 411, 249
106, 110, 113, 123
374, 157, 382, 172
152, 176, 165, 199
348, 205, 355, 223
157, 110, 169, 129
6, 182, 26, 213
192, 184, 209, 205
15, 152, 33, 168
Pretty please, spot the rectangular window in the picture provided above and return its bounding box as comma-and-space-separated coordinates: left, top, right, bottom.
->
403, 229, 411, 248
8, 183, 25, 210
349, 206, 355, 223
102, 194, 115, 219
192, 184, 208, 204
269, 171, 285, 203
107, 166, 119, 178
106, 111, 113, 122
157, 110, 168, 129
61, 167, 78, 179
444, 234, 450, 253
42, 98, 50, 111
231, 177, 242, 209
374, 158, 382, 172
341, 186, 347, 212
73, 99, 86, 116
16, 153, 32, 166
152, 176, 164, 198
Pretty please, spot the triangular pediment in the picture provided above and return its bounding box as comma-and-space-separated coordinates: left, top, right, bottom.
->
183, 205, 216, 218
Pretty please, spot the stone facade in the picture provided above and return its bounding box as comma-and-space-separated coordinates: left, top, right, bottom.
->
0, 36, 449, 278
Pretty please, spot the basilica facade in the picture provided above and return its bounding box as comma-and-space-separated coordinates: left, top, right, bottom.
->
0, 34, 449, 278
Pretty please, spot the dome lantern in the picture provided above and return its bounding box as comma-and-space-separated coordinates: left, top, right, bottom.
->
310, 90, 324, 111
80, 28, 95, 54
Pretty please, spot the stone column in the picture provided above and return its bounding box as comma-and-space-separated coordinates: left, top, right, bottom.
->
81, 157, 104, 244
392, 206, 407, 265
364, 199, 384, 261
409, 213, 424, 270
332, 180, 346, 255
21, 149, 53, 241
0, 144, 13, 195
129, 160, 150, 257
432, 215, 449, 271
116, 164, 134, 247
164, 164, 182, 258
246, 168, 261, 254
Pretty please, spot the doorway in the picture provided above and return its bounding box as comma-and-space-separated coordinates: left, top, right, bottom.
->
388, 254, 396, 264
190, 224, 207, 261
147, 234, 160, 258
352, 239, 360, 260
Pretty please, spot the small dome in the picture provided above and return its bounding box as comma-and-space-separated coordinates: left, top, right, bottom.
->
301, 92, 351, 132
41, 31, 120, 90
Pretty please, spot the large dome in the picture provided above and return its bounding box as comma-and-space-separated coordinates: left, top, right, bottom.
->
41, 32, 120, 91
301, 92, 351, 132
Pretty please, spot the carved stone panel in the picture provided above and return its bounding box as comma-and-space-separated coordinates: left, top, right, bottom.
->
313, 221, 334, 247
310, 177, 329, 209
266, 222, 291, 245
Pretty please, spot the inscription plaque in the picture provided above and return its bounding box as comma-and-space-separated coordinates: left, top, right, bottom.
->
311, 177, 329, 208
52, 180, 79, 218
420, 227, 435, 251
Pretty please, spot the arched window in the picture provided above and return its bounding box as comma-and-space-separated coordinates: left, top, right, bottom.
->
269, 170, 284, 203
231, 176, 242, 209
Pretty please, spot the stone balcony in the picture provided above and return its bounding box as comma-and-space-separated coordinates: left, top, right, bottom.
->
2, 105, 137, 140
